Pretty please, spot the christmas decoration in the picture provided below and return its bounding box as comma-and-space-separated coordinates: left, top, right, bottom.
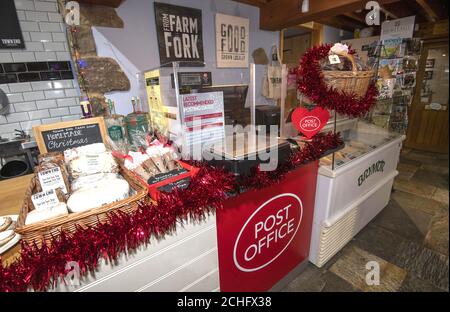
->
0, 133, 342, 292
297, 44, 378, 117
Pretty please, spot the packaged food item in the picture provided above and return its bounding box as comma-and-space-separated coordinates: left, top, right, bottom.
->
34, 152, 70, 195
25, 203, 69, 225
67, 177, 130, 213
70, 173, 119, 192
68, 152, 118, 178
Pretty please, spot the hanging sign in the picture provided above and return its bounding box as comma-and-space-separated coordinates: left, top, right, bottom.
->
154, 2, 204, 66
215, 13, 249, 68
0, 0, 25, 49
380, 16, 415, 41
291, 107, 330, 139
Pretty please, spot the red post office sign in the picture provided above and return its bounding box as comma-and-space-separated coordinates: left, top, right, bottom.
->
216, 161, 319, 291
291, 107, 330, 139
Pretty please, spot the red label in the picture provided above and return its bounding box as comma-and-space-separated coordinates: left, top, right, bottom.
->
292, 107, 330, 139
234, 193, 303, 272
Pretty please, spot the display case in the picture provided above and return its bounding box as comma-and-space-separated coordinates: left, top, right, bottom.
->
309, 120, 405, 267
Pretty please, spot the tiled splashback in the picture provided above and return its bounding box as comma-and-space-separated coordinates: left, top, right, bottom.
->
0, 0, 81, 141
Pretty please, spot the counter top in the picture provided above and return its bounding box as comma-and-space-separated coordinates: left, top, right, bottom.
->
0, 174, 32, 266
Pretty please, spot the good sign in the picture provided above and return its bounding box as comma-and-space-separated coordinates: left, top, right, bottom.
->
233, 193, 303, 272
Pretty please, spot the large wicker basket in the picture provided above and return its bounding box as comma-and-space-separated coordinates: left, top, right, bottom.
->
15, 165, 148, 245
322, 52, 375, 98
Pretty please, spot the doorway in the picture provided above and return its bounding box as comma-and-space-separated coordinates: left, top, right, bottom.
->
406, 41, 449, 153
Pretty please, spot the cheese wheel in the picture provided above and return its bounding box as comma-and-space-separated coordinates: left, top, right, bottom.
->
67, 177, 130, 213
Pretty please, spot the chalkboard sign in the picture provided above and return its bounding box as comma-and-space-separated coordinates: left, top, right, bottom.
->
0, 0, 25, 49
34, 117, 108, 153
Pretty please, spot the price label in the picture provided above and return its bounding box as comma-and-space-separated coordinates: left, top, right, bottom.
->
328, 55, 341, 64
86, 154, 101, 173
31, 189, 60, 211
38, 167, 68, 194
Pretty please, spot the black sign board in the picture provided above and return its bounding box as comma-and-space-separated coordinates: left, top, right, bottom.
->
154, 2, 204, 67
34, 117, 107, 153
0, 0, 25, 49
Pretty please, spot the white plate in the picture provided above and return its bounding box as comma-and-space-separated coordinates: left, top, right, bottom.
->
0, 215, 21, 255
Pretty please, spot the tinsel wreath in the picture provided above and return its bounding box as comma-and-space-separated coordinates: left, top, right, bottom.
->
297, 44, 378, 117
0, 133, 342, 292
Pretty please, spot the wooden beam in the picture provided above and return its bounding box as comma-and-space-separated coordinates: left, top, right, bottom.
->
343, 12, 366, 24
260, 0, 401, 30
415, 0, 439, 22
232, 0, 268, 7
319, 16, 361, 32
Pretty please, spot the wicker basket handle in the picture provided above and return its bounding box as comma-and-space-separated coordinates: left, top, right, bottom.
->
332, 50, 358, 74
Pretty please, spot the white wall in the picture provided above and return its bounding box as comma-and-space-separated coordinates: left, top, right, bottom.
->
93, 0, 280, 114
323, 25, 353, 44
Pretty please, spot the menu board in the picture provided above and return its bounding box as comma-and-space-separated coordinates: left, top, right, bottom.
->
180, 92, 225, 156
34, 117, 107, 153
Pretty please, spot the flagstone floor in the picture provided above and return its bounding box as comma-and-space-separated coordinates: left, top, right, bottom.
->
282, 148, 449, 292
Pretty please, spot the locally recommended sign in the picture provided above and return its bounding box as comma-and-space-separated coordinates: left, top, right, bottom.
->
154, 2, 204, 66
216, 161, 319, 291
180, 91, 225, 156
0, 0, 25, 49
215, 13, 249, 68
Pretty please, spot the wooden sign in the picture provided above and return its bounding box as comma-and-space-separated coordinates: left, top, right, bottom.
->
215, 13, 249, 68
0, 0, 25, 49
33, 117, 107, 153
154, 2, 204, 66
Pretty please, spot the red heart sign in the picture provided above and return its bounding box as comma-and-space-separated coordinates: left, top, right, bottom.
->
291, 107, 330, 139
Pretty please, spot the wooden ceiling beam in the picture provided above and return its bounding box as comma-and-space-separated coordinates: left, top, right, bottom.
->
260, 0, 401, 30
415, 0, 439, 22
343, 12, 366, 24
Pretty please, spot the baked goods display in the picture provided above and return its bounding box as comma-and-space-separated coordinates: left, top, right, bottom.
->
0, 215, 20, 253
24, 143, 131, 225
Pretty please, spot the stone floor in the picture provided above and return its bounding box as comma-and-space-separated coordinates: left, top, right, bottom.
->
283, 148, 449, 292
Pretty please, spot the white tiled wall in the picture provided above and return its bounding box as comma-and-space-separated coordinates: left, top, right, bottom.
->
0, 0, 80, 140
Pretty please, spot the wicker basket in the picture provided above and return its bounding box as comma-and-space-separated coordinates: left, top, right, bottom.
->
322, 52, 375, 98
15, 165, 148, 245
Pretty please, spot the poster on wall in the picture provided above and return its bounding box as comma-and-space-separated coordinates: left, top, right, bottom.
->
0, 0, 25, 49
215, 13, 249, 68
154, 2, 204, 67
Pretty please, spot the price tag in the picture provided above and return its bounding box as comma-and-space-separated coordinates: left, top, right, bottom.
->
38, 167, 68, 194
31, 189, 60, 211
85, 154, 101, 173
328, 55, 341, 64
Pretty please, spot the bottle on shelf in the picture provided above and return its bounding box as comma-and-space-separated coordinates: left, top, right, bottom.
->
105, 99, 128, 153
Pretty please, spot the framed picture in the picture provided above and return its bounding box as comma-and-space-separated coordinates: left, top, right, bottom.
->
424, 70, 433, 80
426, 59, 435, 68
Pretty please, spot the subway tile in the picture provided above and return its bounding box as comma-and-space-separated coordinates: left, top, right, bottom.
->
24, 41, 44, 51
60, 71, 74, 80
0, 123, 22, 134
35, 51, 57, 61
19, 21, 40, 32
48, 12, 62, 23
14, 101, 36, 112
8, 82, 32, 93
44, 89, 64, 99
40, 71, 61, 80
16, 10, 26, 21
6, 112, 29, 123
41, 117, 61, 124
64, 88, 78, 97
14, 0, 35, 11
69, 106, 81, 115
22, 32, 31, 42
26, 61, 48, 71
52, 80, 72, 89
57, 97, 76, 107
30, 32, 52, 42
61, 115, 80, 122
18, 72, 41, 82
50, 107, 69, 117
34, 1, 58, 12
48, 61, 70, 71
20, 119, 42, 131
0, 53, 13, 63
26, 11, 48, 22
56, 51, 71, 61
3, 63, 26, 72
0, 115, 7, 125
12, 52, 36, 62
28, 109, 50, 120
23, 90, 45, 101
7, 93, 24, 103
36, 99, 57, 109
39, 22, 61, 32
31, 81, 53, 91
51, 32, 66, 42
43, 42, 66, 52
0, 84, 9, 93
0, 74, 18, 84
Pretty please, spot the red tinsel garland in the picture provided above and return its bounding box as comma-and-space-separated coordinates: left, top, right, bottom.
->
297, 44, 378, 117
0, 133, 341, 292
